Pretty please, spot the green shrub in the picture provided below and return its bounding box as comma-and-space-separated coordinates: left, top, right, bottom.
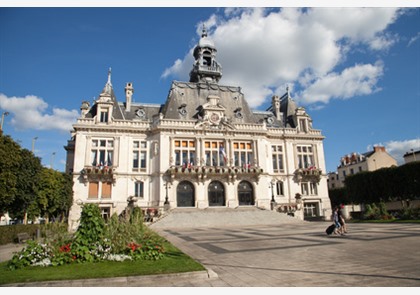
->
7, 204, 165, 270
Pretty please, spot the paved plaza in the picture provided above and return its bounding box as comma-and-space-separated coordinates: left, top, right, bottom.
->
3, 220, 420, 287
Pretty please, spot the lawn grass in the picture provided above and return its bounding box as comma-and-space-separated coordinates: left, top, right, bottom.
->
0, 241, 205, 286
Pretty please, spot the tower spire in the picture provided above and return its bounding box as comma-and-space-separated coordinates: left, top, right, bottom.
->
201, 24, 208, 38
107, 67, 112, 86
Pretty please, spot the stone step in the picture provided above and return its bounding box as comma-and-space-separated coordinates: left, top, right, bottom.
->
149, 207, 305, 229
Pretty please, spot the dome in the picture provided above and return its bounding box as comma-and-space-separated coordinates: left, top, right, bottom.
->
198, 36, 215, 49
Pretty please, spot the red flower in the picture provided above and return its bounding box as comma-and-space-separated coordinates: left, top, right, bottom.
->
59, 243, 71, 253
128, 242, 140, 251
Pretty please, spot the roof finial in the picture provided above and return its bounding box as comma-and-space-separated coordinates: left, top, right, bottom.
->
107, 67, 112, 85
201, 24, 207, 38
286, 84, 290, 97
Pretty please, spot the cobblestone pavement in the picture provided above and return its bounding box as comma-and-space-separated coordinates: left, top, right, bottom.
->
2, 220, 420, 287
154, 222, 420, 287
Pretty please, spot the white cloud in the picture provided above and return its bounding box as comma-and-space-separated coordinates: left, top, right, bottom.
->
298, 61, 384, 104
0, 93, 79, 132
161, 7, 402, 109
407, 32, 420, 47
370, 139, 420, 165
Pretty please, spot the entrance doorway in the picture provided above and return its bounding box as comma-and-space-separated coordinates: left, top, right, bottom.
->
238, 180, 254, 205
208, 181, 225, 206
177, 181, 195, 207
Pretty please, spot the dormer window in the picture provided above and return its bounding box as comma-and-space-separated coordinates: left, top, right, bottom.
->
179, 104, 187, 117
100, 111, 109, 123
136, 108, 146, 119
299, 118, 307, 133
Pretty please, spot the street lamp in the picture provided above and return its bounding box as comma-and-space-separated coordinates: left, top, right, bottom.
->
270, 179, 276, 210
163, 181, 170, 210
32, 137, 38, 153
1, 111, 9, 131
50, 152, 56, 169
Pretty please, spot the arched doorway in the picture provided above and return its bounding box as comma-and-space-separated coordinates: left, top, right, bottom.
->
238, 181, 254, 206
177, 181, 195, 207
208, 181, 225, 206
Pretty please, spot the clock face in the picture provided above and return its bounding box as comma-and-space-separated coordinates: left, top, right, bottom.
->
210, 113, 220, 123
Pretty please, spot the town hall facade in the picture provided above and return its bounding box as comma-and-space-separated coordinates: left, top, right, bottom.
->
65, 27, 331, 231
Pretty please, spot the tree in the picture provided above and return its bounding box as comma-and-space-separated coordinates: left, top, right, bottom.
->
10, 148, 42, 222
0, 133, 22, 216
36, 168, 71, 223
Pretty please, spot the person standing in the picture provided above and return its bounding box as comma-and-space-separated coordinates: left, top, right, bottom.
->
332, 207, 342, 235
338, 204, 347, 234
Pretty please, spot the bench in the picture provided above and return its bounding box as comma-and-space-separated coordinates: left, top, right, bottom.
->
17, 232, 31, 244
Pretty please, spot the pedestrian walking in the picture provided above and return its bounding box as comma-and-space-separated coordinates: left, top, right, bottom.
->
332, 207, 342, 235
338, 204, 347, 234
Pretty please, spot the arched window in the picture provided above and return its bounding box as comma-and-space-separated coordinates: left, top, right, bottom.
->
177, 181, 195, 207
208, 181, 225, 206
238, 181, 254, 206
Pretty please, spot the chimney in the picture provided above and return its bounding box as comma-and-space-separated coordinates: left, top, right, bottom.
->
374, 146, 385, 153
125, 82, 134, 112
80, 101, 90, 118
272, 95, 281, 120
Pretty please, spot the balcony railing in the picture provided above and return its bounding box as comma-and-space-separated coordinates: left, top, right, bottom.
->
166, 165, 263, 182
80, 166, 116, 184
294, 167, 322, 183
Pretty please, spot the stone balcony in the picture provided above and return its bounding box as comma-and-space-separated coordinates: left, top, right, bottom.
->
166, 165, 264, 183
80, 166, 116, 184
293, 167, 322, 183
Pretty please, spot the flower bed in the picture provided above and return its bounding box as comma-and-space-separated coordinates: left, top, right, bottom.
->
8, 204, 165, 270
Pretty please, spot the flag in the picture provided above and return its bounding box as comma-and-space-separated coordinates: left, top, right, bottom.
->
219, 145, 227, 164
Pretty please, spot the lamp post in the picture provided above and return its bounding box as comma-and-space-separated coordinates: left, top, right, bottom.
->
32, 137, 38, 153
270, 179, 276, 210
163, 181, 170, 210
50, 152, 56, 169
1, 111, 9, 131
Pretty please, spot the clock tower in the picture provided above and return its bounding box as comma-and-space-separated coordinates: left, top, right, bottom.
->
189, 25, 223, 83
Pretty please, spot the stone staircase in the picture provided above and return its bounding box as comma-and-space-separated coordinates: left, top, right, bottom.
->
148, 207, 305, 229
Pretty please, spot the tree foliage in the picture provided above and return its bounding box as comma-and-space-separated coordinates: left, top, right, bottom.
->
0, 132, 73, 223
329, 162, 420, 205
0, 134, 22, 215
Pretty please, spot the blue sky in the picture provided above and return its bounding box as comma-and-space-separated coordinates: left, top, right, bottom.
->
0, 4, 419, 173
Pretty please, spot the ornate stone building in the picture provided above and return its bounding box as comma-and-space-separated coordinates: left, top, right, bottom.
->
65, 27, 331, 231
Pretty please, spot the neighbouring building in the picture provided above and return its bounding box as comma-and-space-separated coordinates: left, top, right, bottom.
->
403, 149, 419, 164
327, 146, 397, 189
65, 27, 332, 231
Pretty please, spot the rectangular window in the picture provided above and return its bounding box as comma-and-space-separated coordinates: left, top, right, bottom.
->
134, 181, 144, 198
102, 182, 112, 198
88, 182, 99, 198
301, 183, 309, 196
100, 207, 111, 221
174, 139, 196, 166
233, 141, 253, 168
91, 139, 113, 167
299, 119, 307, 132
133, 151, 139, 168
133, 140, 147, 171
271, 145, 284, 172
100, 111, 109, 123
304, 203, 318, 218
301, 182, 318, 195
297, 145, 314, 169
276, 181, 284, 196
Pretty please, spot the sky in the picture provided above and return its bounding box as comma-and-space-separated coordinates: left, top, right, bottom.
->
0, 2, 419, 174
